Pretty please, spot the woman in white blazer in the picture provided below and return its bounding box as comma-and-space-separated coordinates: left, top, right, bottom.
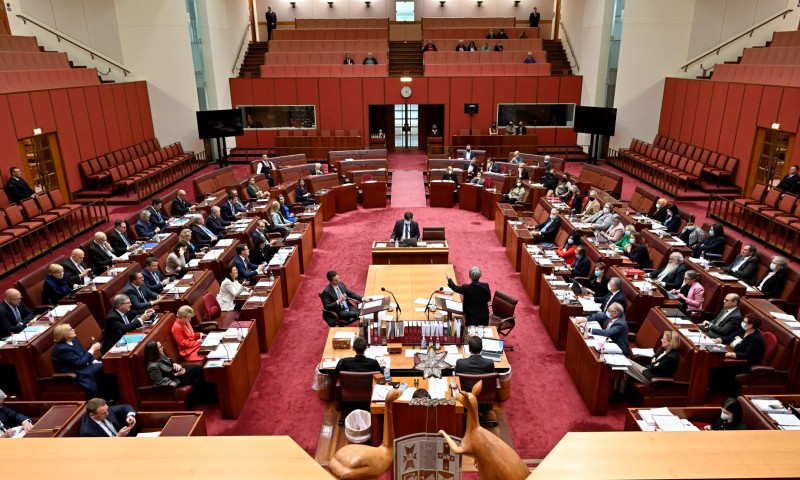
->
217, 264, 248, 311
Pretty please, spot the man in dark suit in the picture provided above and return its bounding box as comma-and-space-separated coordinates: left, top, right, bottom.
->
87, 232, 120, 275
701, 294, 743, 339
142, 257, 169, 293
447, 266, 491, 326
311, 162, 325, 175
191, 215, 218, 247
233, 244, 264, 283
529, 6, 541, 27
221, 192, 248, 222
575, 302, 631, 356
170, 189, 195, 217
206, 206, 230, 236
568, 246, 591, 280
148, 198, 168, 230
335, 336, 381, 374
390, 211, 420, 244
775, 165, 800, 194
101, 294, 152, 353
0, 288, 34, 339
265, 5, 277, 41
135, 210, 159, 239
532, 208, 561, 244
108, 219, 137, 257
721, 244, 759, 286
5, 167, 35, 203
256, 155, 277, 186
79, 397, 137, 437
122, 271, 163, 314
650, 253, 689, 291
651, 198, 668, 223
321, 270, 364, 324
455, 336, 495, 374
756, 256, 787, 299
0, 389, 34, 435
594, 277, 628, 312
62, 248, 92, 289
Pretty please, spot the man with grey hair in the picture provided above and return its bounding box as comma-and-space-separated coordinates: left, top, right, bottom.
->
135, 210, 158, 239
574, 302, 630, 356
650, 252, 688, 290
170, 189, 195, 216
101, 294, 153, 353
87, 231, 121, 275
62, 248, 92, 289
205, 206, 229, 237
594, 277, 627, 312
756, 256, 787, 298
446, 266, 491, 326
311, 162, 325, 175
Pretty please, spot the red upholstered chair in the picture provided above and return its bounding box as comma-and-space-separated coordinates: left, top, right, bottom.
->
200, 292, 239, 331
456, 373, 500, 426
488, 291, 517, 350
361, 173, 373, 182
484, 178, 492, 189
735, 331, 789, 394
336, 371, 379, 410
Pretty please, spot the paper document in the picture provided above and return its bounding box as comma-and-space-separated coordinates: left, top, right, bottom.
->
414, 297, 430, 305
216, 239, 234, 247
206, 343, 239, 360
653, 415, 688, 431
52, 305, 77, 317
364, 346, 388, 359
137, 432, 161, 437
362, 299, 383, 310
631, 348, 655, 357
603, 353, 630, 367
444, 300, 463, 313
202, 332, 225, 347
771, 311, 797, 322
769, 413, 800, 426
428, 377, 448, 399
286, 233, 301, 240
578, 298, 601, 312
751, 398, 789, 413
93, 276, 113, 284
710, 272, 738, 281
188, 259, 201, 267
202, 250, 222, 260
444, 345, 459, 354
371, 385, 393, 402
404, 349, 425, 358
321, 357, 339, 369
638, 407, 673, 425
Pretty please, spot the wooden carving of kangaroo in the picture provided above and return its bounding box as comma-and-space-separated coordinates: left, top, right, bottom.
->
328, 387, 401, 480
439, 380, 529, 480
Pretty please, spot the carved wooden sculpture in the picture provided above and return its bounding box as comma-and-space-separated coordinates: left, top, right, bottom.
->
439, 381, 529, 480
329, 388, 401, 479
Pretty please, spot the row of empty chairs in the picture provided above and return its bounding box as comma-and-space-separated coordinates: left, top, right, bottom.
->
712, 63, 800, 87
424, 63, 551, 77
262, 64, 388, 78
422, 17, 515, 29
741, 45, 800, 65
652, 134, 738, 185
295, 18, 388, 29
263, 51, 388, 66
0, 68, 99, 93
271, 29, 388, 41
422, 27, 539, 40
266, 39, 388, 54
0, 51, 69, 71
424, 51, 546, 64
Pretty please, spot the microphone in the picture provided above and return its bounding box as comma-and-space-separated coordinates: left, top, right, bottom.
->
381, 287, 402, 317
233, 319, 246, 341
220, 341, 231, 361
424, 287, 444, 320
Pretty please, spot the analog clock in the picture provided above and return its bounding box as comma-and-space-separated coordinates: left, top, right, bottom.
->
400, 86, 412, 98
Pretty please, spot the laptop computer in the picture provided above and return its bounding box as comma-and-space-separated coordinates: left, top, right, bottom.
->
571, 281, 586, 295
401, 238, 418, 247
480, 337, 504, 362
655, 283, 680, 300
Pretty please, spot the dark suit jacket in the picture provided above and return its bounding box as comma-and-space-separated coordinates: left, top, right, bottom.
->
722, 329, 765, 366
663, 214, 681, 233
625, 244, 652, 269
205, 215, 229, 236
722, 255, 759, 286
123, 282, 158, 312
650, 263, 687, 291
108, 229, 134, 256
233, 255, 260, 281
694, 236, 725, 258
0, 300, 34, 339
534, 216, 560, 244
101, 309, 143, 353
135, 219, 157, 239
776, 173, 800, 194
87, 241, 114, 274
651, 207, 668, 223
191, 224, 217, 247
62, 259, 89, 288
441, 172, 459, 187
170, 197, 193, 217
702, 307, 743, 339
142, 268, 167, 293
79, 404, 136, 437
455, 354, 495, 374
0, 405, 30, 429
588, 275, 610, 297
250, 246, 276, 265
335, 354, 381, 374
42, 274, 70, 305
571, 255, 591, 279
221, 201, 247, 222
147, 206, 167, 229
642, 348, 680, 379
51, 339, 102, 393
595, 290, 627, 313
5, 176, 35, 203
390, 220, 420, 241
587, 312, 631, 356
447, 278, 491, 326
757, 269, 786, 299
321, 281, 362, 314
486, 163, 500, 173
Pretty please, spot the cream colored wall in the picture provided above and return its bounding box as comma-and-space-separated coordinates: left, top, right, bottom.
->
688, 0, 788, 58
198, 0, 250, 111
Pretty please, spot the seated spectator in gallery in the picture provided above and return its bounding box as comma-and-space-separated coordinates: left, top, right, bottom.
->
497, 28, 508, 39
363, 53, 378, 65
343, 53, 355, 65
467, 40, 477, 51
505, 120, 515, 134
524, 52, 537, 64
493, 41, 504, 52
488, 122, 498, 135
455, 40, 467, 51
422, 40, 437, 52
481, 41, 490, 51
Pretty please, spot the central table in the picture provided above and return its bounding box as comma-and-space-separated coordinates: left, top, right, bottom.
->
364, 264, 456, 320
371, 241, 449, 265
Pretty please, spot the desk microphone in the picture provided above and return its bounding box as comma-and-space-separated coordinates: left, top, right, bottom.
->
424, 287, 444, 320
381, 287, 402, 318
233, 319, 246, 341
220, 341, 231, 361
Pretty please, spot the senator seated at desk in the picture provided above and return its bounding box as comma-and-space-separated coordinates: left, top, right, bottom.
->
390, 211, 420, 245
574, 302, 631, 356
531, 208, 560, 245
321, 270, 364, 324
206, 206, 230, 237
585, 262, 610, 297
135, 210, 160, 239
469, 171, 486, 186
42, 264, 71, 306
754, 255, 787, 299
596, 215, 624, 244
221, 192, 248, 223
51, 324, 108, 398
580, 190, 601, 218
454, 336, 495, 374
179, 228, 204, 261
142, 257, 170, 294
672, 270, 704, 314
246, 176, 269, 200
691, 223, 725, 259
143, 340, 207, 392
217, 264, 249, 312
594, 277, 627, 313
649, 252, 688, 291
108, 219, 138, 256
0, 389, 33, 437
171, 305, 204, 362
191, 215, 219, 247
123, 270, 164, 314
678, 216, 705, 250
585, 203, 614, 231
501, 180, 526, 204
622, 232, 652, 269
79, 397, 137, 437
703, 397, 747, 431
710, 314, 766, 393
87, 232, 123, 275
567, 246, 590, 280
720, 244, 759, 286
335, 336, 381, 374
295, 178, 314, 206
147, 198, 169, 231
446, 266, 491, 327
0, 288, 34, 339
101, 294, 153, 354
625, 330, 680, 385
233, 244, 265, 284
170, 189, 195, 216
166, 241, 189, 277
62, 248, 92, 290
699, 294, 743, 339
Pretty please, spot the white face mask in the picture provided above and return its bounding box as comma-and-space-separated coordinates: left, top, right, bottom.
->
549, 215, 556, 220
741, 321, 748, 330
603, 207, 610, 214
567, 238, 574, 245
770, 263, 777, 271
720, 412, 731, 421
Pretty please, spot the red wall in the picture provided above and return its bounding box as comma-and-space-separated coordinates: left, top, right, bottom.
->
658, 77, 800, 188
0, 81, 154, 195
230, 76, 583, 148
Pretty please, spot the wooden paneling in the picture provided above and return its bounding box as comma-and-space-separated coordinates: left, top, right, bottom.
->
84, 87, 109, 155
691, 82, 713, 146
136, 82, 155, 140
68, 88, 95, 160
100, 86, 122, 152
125, 82, 144, 144
7, 92, 35, 139
29, 91, 57, 134
112, 83, 133, 147
704, 81, 728, 152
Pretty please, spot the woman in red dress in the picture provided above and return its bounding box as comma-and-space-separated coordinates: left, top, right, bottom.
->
171, 305, 204, 362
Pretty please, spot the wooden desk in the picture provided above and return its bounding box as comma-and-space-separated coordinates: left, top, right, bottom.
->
3, 401, 85, 437
459, 182, 482, 212
520, 246, 570, 305
0, 436, 331, 478
128, 234, 178, 267
540, 276, 584, 351
565, 319, 617, 415
451, 134, 538, 159
283, 224, 313, 274
624, 406, 722, 431
239, 276, 284, 353
334, 183, 358, 213
75, 264, 137, 326
102, 313, 177, 409
641, 229, 693, 269
685, 258, 748, 312
159, 270, 216, 315
267, 246, 301, 307
225, 217, 259, 246
363, 264, 456, 320
196, 240, 239, 283
135, 411, 208, 437
371, 241, 449, 265
296, 204, 324, 247
608, 266, 667, 328
164, 217, 195, 235
741, 394, 800, 430
315, 190, 336, 220
494, 203, 517, 246
480, 188, 503, 220
506, 221, 534, 272
583, 239, 627, 269
741, 298, 800, 390
361, 180, 387, 208
203, 322, 260, 419
529, 431, 800, 479
429, 180, 455, 208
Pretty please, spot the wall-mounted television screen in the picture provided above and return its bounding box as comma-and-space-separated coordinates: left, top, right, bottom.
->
196, 109, 244, 139
573, 106, 617, 136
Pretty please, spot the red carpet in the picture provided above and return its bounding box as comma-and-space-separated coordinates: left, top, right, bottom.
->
390, 171, 427, 208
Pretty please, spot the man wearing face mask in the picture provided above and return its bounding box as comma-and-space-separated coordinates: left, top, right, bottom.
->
540, 166, 558, 192
574, 302, 630, 356
593, 277, 627, 312
596, 214, 624, 243
569, 246, 590, 280
678, 216, 705, 248
390, 211, 420, 246
755, 256, 787, 299
532, 208, 560, 244
580, 190, 601, 217
649, 252, 688, 291
586, 202, 613, 230
502, 179, 526, 204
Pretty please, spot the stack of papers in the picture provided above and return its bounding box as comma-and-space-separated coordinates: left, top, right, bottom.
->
710, 272, 738, 281
51, 305, 77, 317
216, 239, 235, 247
631, 348, 655, 358
187, 259, 202, 267
206, 343, 239, 360
246, 295, 269, 303
202, 250, 223, 260
769, 413, 800, 429
93, 276, 113, 284
603, 353, 630, 369
286, 233, 301, 240
364, 346, 388, 358
201, 331, 225, 347
751, 398, 790, 414
578, 298, 601, 312
320, 357, 339, 369
428, 377, 449, 399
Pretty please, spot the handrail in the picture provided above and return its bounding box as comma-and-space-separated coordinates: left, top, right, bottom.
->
16, 13, 131, 76
232, 20, 251, 74
558, 21, 579, 73
681, 8, 793, 72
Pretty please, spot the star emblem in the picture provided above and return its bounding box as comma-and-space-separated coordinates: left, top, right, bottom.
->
413, 346, 452, 378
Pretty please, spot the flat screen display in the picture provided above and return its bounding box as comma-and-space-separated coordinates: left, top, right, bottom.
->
573, 106, 617, 136
196, 109, 244, 139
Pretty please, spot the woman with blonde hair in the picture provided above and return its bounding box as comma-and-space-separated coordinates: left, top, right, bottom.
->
43, 263, 70, 305
51, 323, 105, 397
170, 305, 204, 362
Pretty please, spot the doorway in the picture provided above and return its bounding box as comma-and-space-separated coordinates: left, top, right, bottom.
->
18, 133, 68, 198
746, 127, 796, 195
394, 104, 418, 149
368, 104, 445, 152
395, 1, 414, 22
